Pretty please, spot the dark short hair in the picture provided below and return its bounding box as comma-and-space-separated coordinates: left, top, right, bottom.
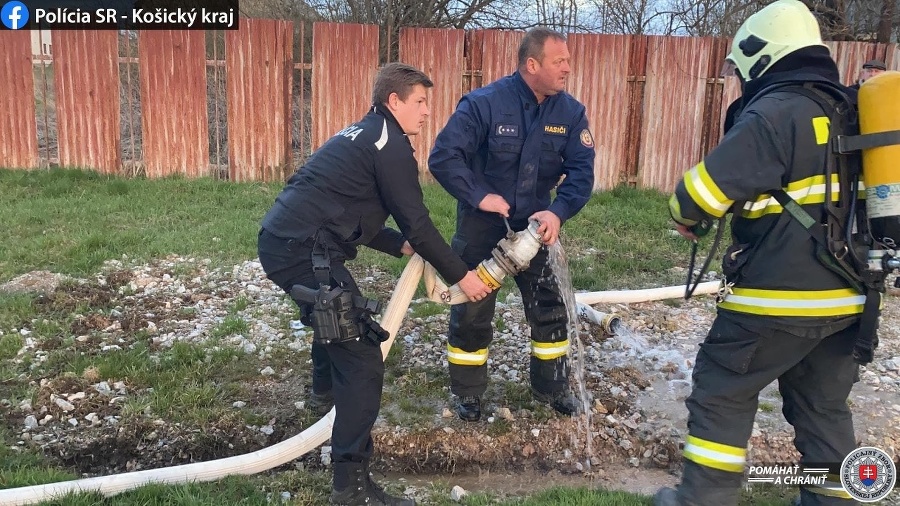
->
517, 27, 567, 68
372, 63, 433, 105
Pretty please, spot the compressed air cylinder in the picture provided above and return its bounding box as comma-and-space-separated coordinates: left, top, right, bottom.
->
859, 70, 900, 247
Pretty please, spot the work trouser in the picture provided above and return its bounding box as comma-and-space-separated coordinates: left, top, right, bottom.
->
257, 229, 384, 482
446, 212, 570, 398
678, 313, 859, 506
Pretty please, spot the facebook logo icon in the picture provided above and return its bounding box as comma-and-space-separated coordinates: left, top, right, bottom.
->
2, 1, 29, 30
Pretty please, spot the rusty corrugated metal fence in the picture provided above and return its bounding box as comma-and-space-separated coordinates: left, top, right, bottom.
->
311, 23, 379, 151
53, 31, 121, 174
398, 27, 466, 178
0, 30, 39, 169
1, 22, 897, 192
226, 18, 294, 182
138, 31, 209, 178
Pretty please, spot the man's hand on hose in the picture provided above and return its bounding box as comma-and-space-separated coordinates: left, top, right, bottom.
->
478, 194, 510, 218
529, 210, 562, 245
458, 270, 492, 302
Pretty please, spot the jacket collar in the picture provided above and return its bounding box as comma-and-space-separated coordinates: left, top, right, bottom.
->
372, 102, 404, 133
513, 71, 543, 106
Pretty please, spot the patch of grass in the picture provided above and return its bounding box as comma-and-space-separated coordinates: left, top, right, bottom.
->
0, 168, 274, 283
0, 332, 24, 361
758, 402, 775, 413
212, 315, 250, 338
409, 301, 446, 320
0, 293, 37, 330
229, 295, 251, 313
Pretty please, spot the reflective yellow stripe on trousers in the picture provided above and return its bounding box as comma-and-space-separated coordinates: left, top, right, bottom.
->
718, 287, 866, 317
802, 475, 853, 499
531, 340, 569, 360
447, 345, 488, 366
683, 435, 747, 473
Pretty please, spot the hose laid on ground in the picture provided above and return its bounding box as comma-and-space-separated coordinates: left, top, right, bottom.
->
0, 254, 711, 505
574, 281, 720, 305
0, 258, 427, 506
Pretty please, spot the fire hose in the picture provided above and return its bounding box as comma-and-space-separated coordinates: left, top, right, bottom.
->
0, 222, 717, 505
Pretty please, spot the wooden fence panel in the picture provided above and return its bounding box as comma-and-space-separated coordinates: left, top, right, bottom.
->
887, 44, 900, 71
476, 30, 523, 86
567, 34, 632, 190
53, 31, 121, 174
399, 27, 465, 177
138, 31, 209, 178
311, 22, 379, 151
639, 36, 716, 192
0, 31, 39, 169
827, 41, 878, 86
226, 18, 293, 182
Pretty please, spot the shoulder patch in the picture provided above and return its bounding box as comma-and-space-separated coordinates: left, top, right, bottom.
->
580, 129, 594, 148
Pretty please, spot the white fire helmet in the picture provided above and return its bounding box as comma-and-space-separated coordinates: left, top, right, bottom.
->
726, 0, 827, 81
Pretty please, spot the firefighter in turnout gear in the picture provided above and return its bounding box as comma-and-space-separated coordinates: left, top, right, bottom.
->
257, 63, 491, 506
655, 1, 872, 504
428, 27, 596, 422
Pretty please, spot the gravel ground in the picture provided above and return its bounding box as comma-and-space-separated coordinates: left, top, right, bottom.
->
1, 255, 898, 500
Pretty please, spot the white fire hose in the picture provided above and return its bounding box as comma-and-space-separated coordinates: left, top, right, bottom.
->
0, 239, 719, 505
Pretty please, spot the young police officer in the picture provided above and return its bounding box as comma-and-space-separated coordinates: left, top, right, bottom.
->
657, 1, 867, 504
258, 63, 490, 506
429, 27, 596, 422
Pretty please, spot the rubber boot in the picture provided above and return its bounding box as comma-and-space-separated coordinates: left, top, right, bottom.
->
330, 462, 415, 506
532, 387, 580, 416
456, 395, 481, 422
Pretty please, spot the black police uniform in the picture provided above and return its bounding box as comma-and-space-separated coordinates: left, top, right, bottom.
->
668, 52, 863, 505
257, 103, 468, 493
429, 71, 595, 403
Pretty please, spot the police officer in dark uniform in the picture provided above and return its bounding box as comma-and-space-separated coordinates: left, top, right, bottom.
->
655, 1, 866, 504
429, 27, 596, 422
258, 63, 491, 506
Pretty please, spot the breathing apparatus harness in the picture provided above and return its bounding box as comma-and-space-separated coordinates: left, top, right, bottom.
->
685, 78, 900, 365
290, 234, 389, 345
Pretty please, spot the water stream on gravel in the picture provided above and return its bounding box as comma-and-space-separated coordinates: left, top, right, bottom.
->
547, 241, 594, 470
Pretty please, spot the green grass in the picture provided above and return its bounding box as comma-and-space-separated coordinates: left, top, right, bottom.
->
0, 168, 274, 282
0, 168, 779, 505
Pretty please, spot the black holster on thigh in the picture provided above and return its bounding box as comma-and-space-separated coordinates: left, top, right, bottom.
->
290, 234, 387, 345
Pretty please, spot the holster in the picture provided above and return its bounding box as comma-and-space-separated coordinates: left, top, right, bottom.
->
290, 284, 386, 345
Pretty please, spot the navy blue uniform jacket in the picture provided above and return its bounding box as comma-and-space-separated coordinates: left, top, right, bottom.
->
429, 71, 595, 224
261, 104, 468, 285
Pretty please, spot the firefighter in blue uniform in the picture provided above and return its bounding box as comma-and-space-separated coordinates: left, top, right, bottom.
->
655, 1, 867, 504
257, 63, 490, 506
429, 27, 596, 422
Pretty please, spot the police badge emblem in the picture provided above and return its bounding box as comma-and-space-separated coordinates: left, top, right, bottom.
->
840, 446, 897, 502
579, 129, 594, 148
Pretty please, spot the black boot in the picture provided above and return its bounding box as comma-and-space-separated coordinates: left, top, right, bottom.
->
331, 462, 415, 506
456, 395, 481, 422
532, 388, 580, 416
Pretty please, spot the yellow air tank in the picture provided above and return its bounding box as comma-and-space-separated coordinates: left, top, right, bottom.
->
858, 70, 900, 246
